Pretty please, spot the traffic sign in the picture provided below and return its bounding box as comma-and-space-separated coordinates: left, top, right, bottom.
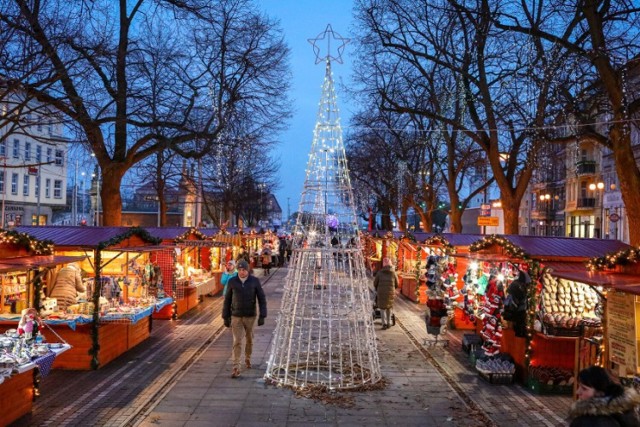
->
477, 216, 499, 227
609, 213, 620, 223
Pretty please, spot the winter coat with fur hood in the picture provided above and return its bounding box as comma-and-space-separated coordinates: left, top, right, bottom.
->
568, 387, 640, 427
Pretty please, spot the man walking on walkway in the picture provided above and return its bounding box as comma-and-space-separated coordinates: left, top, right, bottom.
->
222, 260, 267, 378
374, 257, 398, 329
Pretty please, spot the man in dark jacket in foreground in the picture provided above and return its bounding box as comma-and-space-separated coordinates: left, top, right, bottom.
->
222, 260, 267, 378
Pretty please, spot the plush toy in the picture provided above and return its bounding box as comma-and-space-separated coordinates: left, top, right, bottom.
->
18, 308, 41, 341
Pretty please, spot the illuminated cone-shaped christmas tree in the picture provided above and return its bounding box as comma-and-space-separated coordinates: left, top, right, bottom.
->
265, 25, 381, 390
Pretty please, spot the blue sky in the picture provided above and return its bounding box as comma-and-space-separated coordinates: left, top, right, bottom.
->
260, 1, 356, 221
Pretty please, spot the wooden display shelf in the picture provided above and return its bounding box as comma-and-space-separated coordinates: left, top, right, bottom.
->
153, 286, 199, 319
0, 317, 152, 370
0, 369, 34, 426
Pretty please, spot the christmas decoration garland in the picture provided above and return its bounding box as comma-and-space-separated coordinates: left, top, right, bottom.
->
586, 246, 640, 271
401, 230, 416, 243
469, 234, 528, 259
0, 229, 54, 255
96, 226, 162, 250
174, 227, 207, 243
424, 235, 456, 254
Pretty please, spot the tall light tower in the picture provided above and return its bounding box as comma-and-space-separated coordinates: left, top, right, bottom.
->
265, 25, 381, 390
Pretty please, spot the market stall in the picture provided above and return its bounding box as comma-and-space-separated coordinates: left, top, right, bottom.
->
145, 227, 227, 319
0, 229, 74, 424
463, 234, 629, 388
363, 231, 401, 276
12, 226, 172, 370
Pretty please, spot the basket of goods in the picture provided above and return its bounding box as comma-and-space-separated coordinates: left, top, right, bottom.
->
581, 317, 603, 338
527, 365, 574, 395
476, 356, 515, 385
462, 334, 483, 354
542, 313, 583, 337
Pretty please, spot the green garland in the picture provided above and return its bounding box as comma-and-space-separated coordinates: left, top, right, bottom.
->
174, 227, 206, 243
523, 261, 541, 370
0, 229, 53, 255
469, 234, 528, 259
90, 249, 101, 370
402, 230, 416, 243
96, 226, 162, 250
586, 246, 640, 271
424, 235, 456, 254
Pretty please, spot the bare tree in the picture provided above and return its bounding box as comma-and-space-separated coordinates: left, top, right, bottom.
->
353, 0, 571, 233
493, 0, 640, 244
0, 0, 291, 225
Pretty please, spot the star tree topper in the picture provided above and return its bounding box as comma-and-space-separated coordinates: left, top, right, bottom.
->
308, 24, 350, 64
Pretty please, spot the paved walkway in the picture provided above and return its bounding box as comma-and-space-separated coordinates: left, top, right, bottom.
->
14, 267, 572, 426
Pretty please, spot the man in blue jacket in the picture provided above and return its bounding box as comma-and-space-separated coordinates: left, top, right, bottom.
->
222, 260, 267, 378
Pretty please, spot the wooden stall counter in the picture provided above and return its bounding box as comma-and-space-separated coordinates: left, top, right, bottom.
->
0, 369, 34, 426
400, 274, 419, 303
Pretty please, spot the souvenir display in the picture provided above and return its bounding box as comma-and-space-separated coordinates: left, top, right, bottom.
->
539, 271, 603, 336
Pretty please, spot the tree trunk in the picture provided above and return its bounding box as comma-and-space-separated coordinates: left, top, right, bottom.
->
449, 208, 463, 233
611, 128, 640, 245
501, 196, 520, 235
100, 166, 125, 226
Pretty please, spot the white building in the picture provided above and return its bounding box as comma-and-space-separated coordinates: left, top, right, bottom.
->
0, 86, 68, 226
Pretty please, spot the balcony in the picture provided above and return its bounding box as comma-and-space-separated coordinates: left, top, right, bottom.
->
576, 160, 596, 175
577, 197, 596, 208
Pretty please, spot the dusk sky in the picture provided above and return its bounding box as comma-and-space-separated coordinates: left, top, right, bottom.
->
260, 0, 357, 222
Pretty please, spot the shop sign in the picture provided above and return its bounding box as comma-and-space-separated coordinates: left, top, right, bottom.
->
609, 213, 620, 223
606, 291, 637, 377
477, 216, 499, 227
181, 240, 214, 247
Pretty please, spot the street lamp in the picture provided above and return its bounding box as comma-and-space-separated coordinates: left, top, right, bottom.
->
588, 181, 605, 238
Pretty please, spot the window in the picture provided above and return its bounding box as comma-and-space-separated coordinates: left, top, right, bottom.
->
54, 180, 62, 198
36, 145, 42, 163
47, 120, 53, 136
25, 141, 31, 161
35, 176, 40, 198
37, 119, 42, 132
0, 138, 5, 157
0, 171, 4, 194
11, 173, 18, 195
45, 178, 50, 198
23, 174, 29, 196
12, 139, 19, 159
46, 147, 52, 163
55, 150, 63, 166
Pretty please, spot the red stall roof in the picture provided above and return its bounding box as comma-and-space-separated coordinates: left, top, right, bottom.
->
15, 226, 160, 249
540, 261, 640, 295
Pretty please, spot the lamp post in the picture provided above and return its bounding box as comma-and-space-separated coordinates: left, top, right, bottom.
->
589, 181, 605, 238
539, 193, 551, 236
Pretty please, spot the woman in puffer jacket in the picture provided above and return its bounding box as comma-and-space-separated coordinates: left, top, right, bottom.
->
569, 366, 640, 427
48, 264, 85, 311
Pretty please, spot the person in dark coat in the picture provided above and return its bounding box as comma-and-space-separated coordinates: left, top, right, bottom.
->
222, 260, 267, 378
373, 257, 398, 329
505, 270, 528, 337
569, 366, 640, 427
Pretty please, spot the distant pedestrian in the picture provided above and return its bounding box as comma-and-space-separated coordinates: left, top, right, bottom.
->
373, 257, 398, 330
220, 260, 237, 297
261, 247, 272, 275
222, 260, 267, 378
236, 246, 250, 265
568, 365, 640, 426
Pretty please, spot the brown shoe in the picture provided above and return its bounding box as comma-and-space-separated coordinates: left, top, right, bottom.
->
231, 367, 240, 378
245, 360, 252, 369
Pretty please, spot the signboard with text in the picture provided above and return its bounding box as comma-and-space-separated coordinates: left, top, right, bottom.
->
606, 291, 637, 377
477, 216, 499, 227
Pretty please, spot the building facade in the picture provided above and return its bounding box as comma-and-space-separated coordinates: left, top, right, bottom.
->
0, 88, 68, 226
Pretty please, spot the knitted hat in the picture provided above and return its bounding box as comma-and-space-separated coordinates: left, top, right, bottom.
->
237, 260, 249, 270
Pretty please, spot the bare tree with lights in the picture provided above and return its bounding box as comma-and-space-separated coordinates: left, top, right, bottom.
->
265, 25, 381, 391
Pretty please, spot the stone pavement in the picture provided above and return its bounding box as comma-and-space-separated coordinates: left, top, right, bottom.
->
14, 267, 573, 426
